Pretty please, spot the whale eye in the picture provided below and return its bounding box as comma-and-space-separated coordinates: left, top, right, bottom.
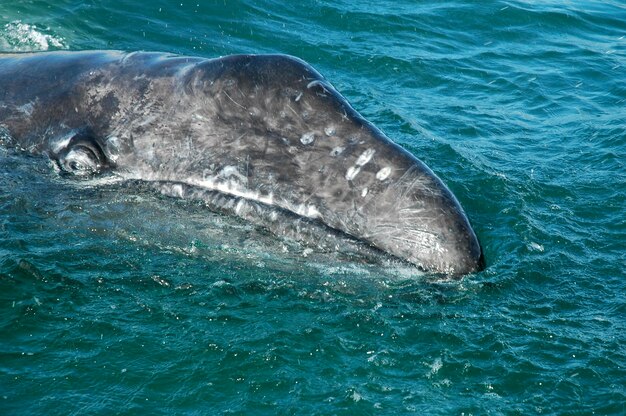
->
61, 146, 99, 174
58, 137, 107, 175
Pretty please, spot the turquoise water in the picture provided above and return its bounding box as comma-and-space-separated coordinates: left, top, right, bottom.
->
1, 0, 624, 414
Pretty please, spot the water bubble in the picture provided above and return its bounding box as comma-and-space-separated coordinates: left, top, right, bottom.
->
0, 21, 67, 52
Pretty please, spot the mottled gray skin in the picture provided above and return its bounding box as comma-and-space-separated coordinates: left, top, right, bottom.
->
0, 50, 483, 276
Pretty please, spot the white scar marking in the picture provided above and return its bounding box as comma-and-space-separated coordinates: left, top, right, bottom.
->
235, 199, 245, 215
295, 92, 303, 102
104, 136, 121, 161
171, 184, 184, 198
137, 114, 158, 127
307, 80, 324, 89
346, 148, 376, 181
286, 104, 299, 117
295, 204, 320, 218
345, 166, 361, 181
376, 166, 391, 181
18, 103, 34, 116
223, 91, 246, 109
300, 132, 315, 145
330, 146, 344, 156
361, 187, 368, 197
356, 148, 375, 166
198, 175, 276, 208
220, 166, 247, 184
50, 131, 77, 154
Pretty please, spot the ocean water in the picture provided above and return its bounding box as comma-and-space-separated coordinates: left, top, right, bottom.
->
0, 0, 624, 414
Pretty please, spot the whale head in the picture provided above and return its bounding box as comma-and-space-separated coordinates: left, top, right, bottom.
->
1, 51, 483, 276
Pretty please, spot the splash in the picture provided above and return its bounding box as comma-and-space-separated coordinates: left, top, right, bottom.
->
0, 20, 67, 52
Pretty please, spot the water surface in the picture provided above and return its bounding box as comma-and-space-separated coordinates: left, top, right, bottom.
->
1, 1, 624, 414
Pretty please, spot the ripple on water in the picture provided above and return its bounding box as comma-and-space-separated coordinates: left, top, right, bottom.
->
0, 20, 67, 52
1, 0, 625, 414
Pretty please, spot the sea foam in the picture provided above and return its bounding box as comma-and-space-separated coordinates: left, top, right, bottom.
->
0, 20, 67, 52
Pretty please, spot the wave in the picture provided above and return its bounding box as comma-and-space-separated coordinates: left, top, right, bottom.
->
0, 20, 67, 52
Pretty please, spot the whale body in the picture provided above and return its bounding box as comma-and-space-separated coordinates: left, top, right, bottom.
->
0, 51, 483, 276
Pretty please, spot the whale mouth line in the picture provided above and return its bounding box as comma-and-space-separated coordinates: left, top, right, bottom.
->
122, 176, 476, 275
151, 179, 402, 266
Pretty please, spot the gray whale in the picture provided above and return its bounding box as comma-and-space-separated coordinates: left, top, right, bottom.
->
0, 51, 483, 276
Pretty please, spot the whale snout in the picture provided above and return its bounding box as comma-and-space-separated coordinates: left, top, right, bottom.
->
401, 179, 483, 275
342, 154, 484, 276
424, 207, 484, 276
380, 188, 483, 275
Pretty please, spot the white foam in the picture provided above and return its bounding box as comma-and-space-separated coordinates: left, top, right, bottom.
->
0, 20, 67, 52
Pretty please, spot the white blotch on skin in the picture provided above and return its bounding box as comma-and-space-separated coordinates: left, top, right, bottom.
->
50, 131, 75, 154
220, 166, 247, 184
136, 115, 158, 127
295, 204, 320, 218
183, 178, 276, 210
307, 80, 323, 89
104, 136, 121, 161
346, 148, 375, 181
235, 199, 245, 215
345, 166, 361, 181
356, 148, 375, 166
171, 184, 184, 198
324, 126, 336, 136
361, 187, 368, 197
18, 103, 34, 116
330, 146, 344, 156
300, 132, 315, 145
376, 166, 391, 181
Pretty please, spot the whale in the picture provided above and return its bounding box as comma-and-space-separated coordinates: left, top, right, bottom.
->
0, 50, 483, 276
